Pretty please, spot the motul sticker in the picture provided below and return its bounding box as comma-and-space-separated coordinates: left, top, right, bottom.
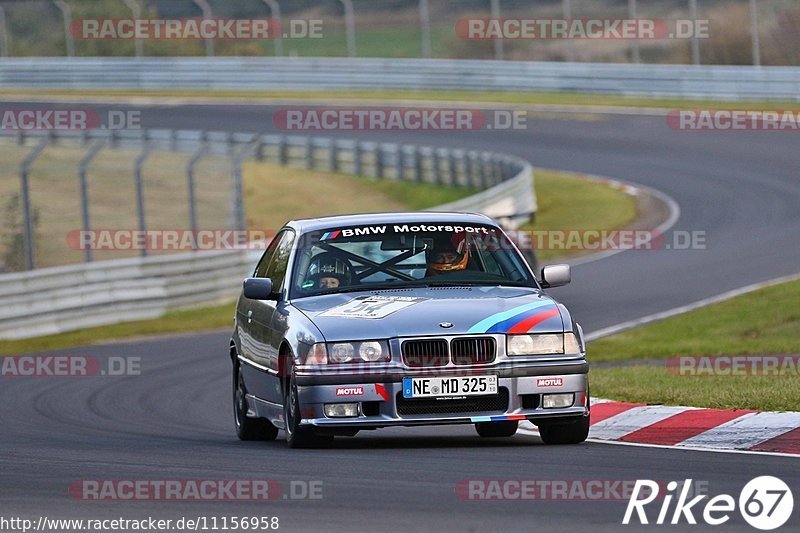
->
536, 377, 563, 387
335, 387, 364, 396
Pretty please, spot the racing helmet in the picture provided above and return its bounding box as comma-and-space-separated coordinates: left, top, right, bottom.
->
306, 251, 353, 286
426, 236, 469, 274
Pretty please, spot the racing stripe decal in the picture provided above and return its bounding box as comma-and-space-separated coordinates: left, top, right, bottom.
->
467, 300, 555, 334
320, 230, 341, 240
471, 414, 526, 423
482, 305, 561, 334
506, 308, 561, 334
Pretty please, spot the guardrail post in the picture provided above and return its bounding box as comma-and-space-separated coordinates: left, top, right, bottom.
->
447, 150, 458, 186
353, 141, 363, 176
419, 0, 431, 58
304, 138, 314, 169
414, 146, 423, 182
0, 6, 9, 58
491, 157, 501, 185
278, 135, 288, 166
232, 159, 245, 232
18, 139, 49, 270
53, 0, 75, 57
192, 0, 215, 56
78, 141, 105, 263
134, 140, 152, 258
628, 0, 640, 64
561, 0, 575, 62
479, 153, 489, 189
432, 148, 443, 185
121, 0, 144, 57
375, 144, 385, 178
262, 0, 283, 56
396, 145, 407, 180
465, 151, 475, 187
339, 0, 357, 57
689, 0, 700, 65
186, 132, 208, 241
255, 135, 265, 161
490, 0, 504, 60
749, 0, 761, 67
328, 139, 339, 172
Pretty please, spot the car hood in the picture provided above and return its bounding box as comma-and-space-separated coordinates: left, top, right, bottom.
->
292, 286, 565, 341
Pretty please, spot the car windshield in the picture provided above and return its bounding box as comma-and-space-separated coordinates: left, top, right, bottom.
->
290, 222, 537, 298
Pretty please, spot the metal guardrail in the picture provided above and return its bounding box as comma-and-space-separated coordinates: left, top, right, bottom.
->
0, 127, 534, 340
1, 57, 798, 100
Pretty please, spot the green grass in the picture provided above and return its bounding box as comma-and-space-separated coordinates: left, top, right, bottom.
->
3, 88, 796, 111
590, 366, 800, 412
524, 169, 638, 261
589, 278, 800, 411
0, 303, 234, 356
590, 279, 800, 363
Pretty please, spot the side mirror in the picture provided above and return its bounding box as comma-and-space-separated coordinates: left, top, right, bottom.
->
243, 278, 275, 300
541, 264, 571, 288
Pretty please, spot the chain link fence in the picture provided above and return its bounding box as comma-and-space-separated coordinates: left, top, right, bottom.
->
0, 0, 797, 66
0, 128, 531, 273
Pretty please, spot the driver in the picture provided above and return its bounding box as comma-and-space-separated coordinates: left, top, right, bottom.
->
425, 237, 469, 277
306, 251, 353, 290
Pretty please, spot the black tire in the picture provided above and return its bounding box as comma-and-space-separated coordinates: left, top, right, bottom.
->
233, 364, 278, 441
284, 372, 333, 449
538, 415, 589, 445
475, 420, 519, 437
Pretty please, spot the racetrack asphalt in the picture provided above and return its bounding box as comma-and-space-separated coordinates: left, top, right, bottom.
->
1, 101, 799, 531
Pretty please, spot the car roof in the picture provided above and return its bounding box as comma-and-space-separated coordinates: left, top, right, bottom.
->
284, 211, 497, 233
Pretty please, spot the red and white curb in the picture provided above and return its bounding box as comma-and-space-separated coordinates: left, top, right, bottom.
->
520, 399, 800, 456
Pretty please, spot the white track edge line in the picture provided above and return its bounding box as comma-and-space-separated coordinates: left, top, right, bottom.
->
516, 427, 799, 458
586, 271, 800, 341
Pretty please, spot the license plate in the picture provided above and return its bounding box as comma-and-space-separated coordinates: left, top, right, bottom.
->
402, 375, 498, 399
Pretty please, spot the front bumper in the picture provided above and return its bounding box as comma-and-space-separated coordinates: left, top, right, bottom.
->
293, 360, 589, 430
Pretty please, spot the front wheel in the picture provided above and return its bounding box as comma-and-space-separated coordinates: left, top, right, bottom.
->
284, 373, 333, 449
475, 420, 518, 437
537, 415, 589, 445
233, 365, 278, 441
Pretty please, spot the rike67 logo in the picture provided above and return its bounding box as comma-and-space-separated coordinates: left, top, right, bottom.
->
623, 477, 794, 530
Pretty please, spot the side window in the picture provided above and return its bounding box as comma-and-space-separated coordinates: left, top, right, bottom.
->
253, 231, 284, 278
265, 230, 296, 292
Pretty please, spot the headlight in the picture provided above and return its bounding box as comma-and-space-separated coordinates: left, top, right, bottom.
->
330, 343, 356, 363
305, 343, 328, 364
326, 341, 390, 363
507, 334, 564, 355
359, 341, 384, 362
